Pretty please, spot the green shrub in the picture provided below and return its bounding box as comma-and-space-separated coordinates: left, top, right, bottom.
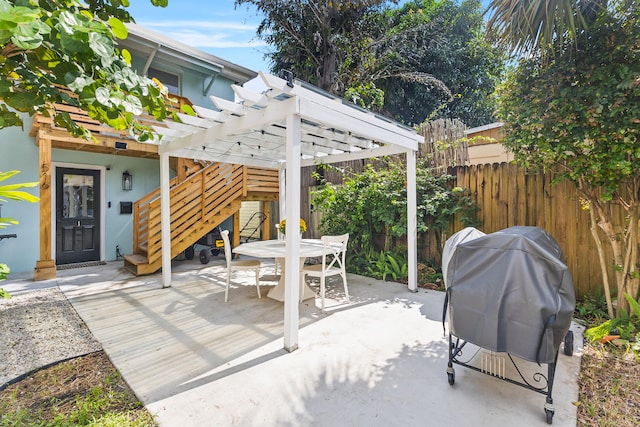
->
585, 293, 640, 356
311, 158, 479, 281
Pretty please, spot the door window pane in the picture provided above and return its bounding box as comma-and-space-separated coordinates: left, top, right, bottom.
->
62, 174, 94, 218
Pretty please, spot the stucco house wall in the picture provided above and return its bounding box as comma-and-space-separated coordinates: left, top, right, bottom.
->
0, 115, 39, 273
0, 25, 256, 275
465, 122, 512, 165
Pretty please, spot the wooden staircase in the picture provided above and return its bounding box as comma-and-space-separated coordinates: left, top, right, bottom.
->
124, 161, 278, 275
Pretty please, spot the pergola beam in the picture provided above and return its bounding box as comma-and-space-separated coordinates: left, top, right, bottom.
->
159, 96, 298, 155
300, 143, 409, 167
299, 97, 419, 151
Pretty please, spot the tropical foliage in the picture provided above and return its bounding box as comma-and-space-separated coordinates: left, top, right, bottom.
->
0, 170, 39, 298
485, 0, 605, 60
494, 0, 640, 316
236, 0, 394, 95
235, 0, 504, 126
584, 293, 640, 356
311, 159, 479, 279
0, 0, 169, 140
0, 170, 38, 228
0, 263, 9, 298
375, 0, 505, 126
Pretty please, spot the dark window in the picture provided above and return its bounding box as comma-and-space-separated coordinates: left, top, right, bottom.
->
148, 68, 180, 95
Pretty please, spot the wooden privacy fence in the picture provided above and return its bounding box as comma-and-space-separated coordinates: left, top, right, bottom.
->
445, 162, 627, 300
300, 157, 616, 299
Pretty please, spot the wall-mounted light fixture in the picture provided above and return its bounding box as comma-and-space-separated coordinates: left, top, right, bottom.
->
122, 171, 133, 191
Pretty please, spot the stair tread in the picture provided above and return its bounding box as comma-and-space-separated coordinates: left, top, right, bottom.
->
123, 253, 149, 265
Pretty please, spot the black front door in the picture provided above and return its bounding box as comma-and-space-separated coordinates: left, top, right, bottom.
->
55, 168, 100, 265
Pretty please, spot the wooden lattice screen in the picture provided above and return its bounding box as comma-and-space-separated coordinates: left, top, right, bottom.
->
419, 118, 469, 173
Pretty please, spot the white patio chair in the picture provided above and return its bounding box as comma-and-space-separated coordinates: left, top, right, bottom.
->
221, 230, 261, 302
301, 233, 350, 312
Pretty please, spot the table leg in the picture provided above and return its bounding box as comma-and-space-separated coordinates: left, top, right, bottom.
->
266, 257, 316, 302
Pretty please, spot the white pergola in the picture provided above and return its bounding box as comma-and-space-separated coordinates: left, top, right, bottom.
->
155, 71, 423, 351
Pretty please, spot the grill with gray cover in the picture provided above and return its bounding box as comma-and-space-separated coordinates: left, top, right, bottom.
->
442, 226, 575, 424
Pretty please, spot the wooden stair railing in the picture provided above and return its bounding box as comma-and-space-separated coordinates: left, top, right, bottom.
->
124, 162, 247, 275
245, 166, 280, 195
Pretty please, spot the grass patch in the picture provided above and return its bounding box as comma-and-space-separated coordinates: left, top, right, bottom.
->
576, 343, 640, 426
0, 352, 155, 427
574, 294, 640, 426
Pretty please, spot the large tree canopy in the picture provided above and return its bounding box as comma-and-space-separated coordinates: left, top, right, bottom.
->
376, 0, 505, 126
0, 0, 169, 140
495, 0, 640, 316
236, 0, 503, 126
235, 0, 396, 94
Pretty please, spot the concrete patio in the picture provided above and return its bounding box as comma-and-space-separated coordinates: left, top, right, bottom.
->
4, 258, 583, 426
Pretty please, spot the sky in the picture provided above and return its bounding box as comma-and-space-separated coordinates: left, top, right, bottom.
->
126, 0, 269, 72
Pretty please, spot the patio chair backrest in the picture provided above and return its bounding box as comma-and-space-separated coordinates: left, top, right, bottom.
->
320, 233, 349, 273
221, 229, 232, 265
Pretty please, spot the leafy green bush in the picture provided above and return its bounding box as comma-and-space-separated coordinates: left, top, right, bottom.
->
312, 158, 479, 280
0, 171, 38, 229
365, 250, 408, 282
495, 2, 640, 317
585, 294, 640, 356
0, 263, 9, 299
0, 170, 39, 299
575, 288, 610, 324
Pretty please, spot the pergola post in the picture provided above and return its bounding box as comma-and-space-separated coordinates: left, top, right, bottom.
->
283, 113, 302, 352
407, 149, 418, 292
278, 162, 286, 234
160, 152, 172, 288
34, 133, 56, 281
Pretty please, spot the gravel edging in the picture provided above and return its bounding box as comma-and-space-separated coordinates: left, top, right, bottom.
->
0, 287, 102, 388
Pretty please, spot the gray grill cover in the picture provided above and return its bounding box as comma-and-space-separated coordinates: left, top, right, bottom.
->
445, 226, 575, 363
442, 227, 485, 288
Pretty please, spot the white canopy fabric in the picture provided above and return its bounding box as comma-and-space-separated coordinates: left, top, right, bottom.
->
156, 71, 424, 351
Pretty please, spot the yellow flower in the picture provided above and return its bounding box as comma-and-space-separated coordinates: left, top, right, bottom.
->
278, 218, 307, 234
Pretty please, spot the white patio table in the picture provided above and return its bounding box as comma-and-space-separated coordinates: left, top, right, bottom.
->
233, 239, 325, 302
